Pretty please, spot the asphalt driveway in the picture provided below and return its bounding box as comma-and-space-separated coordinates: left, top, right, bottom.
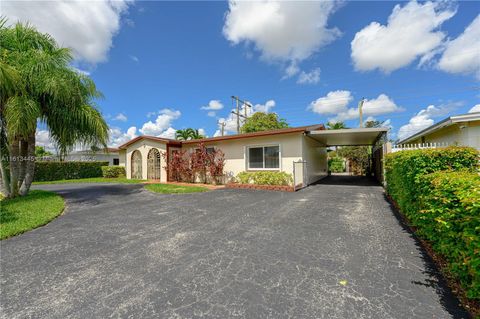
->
0, 177, 469, 318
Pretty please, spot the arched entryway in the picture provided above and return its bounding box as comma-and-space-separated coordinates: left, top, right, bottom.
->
147, 148, 161, 180
131, 150, 142, 179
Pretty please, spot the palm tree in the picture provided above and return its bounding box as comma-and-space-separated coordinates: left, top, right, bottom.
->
187, 128, 205, 140
0, 20, 108, 198
175, 129, 191, 140
326, 121, 348, 130
175, 128, 205, 140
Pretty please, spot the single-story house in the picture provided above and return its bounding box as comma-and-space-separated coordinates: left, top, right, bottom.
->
64, 148, 120, 165
397, 112, 480, 150
118, 124, 388, 186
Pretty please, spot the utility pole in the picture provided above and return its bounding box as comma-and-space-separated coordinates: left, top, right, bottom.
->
231, 96, 252, 134
218, 121, 226, 136
358, 98, 365, 128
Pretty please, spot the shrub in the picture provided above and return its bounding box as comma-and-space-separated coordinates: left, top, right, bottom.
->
101, 166, 125, 178
385, 147, 478, 217
34, 161, 109, 181
384, 146, 479, 299
328, 157, 344, 173
418, 171, 480, 299
236, 171, 293, 186
162, 143, 225, 184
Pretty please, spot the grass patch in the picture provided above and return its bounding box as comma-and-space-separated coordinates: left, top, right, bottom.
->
1, 190, 65, 240
33, 177, 146, 185
145, 183, 209, 194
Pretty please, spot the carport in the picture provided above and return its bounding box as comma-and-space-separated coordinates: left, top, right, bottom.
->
306, 127, 388, 183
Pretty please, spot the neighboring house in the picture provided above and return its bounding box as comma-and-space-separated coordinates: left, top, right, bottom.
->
398, 112, 480, 150
64, 148, 120, 165
118, 124, 389, 186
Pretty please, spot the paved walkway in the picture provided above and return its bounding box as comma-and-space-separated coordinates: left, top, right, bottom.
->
0, 178, 469, 318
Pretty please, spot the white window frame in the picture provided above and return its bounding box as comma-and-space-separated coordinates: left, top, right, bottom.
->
246, 144, 282, 171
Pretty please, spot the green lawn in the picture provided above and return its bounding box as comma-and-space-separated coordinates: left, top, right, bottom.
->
0, 190, 65, 240
33, 177, 146, 185
145, 183, 209, 194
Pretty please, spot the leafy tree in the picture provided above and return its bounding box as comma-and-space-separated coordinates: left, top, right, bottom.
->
35, 146, 52, 158
364, 120, 384, 128
175, 128, 205, 140
326, 121, 347, 130
0, 20, 108, 198
241, 112, 288, 133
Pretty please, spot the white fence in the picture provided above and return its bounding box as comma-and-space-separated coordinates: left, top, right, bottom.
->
391, 142, 452, 153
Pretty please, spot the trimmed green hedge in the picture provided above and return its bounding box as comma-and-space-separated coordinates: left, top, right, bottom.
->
101, 166, 126, 178
418, 171, 480, 299
385, 147, 478, 216
236, 171, 293, 186
384, 146, 479, 299
34, 161, 109, 182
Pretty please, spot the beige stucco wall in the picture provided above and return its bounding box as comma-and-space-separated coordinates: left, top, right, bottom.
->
120, 132, 329, 185
123, 139, 168, 182
182, 133, 305, 183
302, 135, 328, 185
408, 121, 480, 150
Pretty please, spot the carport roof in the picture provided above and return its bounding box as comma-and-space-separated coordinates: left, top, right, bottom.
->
307, 128, 388, 146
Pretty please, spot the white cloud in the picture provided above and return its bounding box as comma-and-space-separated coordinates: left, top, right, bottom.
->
201, 100, 224, 117
309, 90, 353, 115
201, 100, 224, 111
3, 0, 132, 65
129, 55, 139, 63
253, 100, 276, 113
157, 127, 177, 139
333, 94, 403, 122
351, 1, 455, 73
139, 109, 181, 136
397, 103, 461, 140
198, 128, 207, 137
297, 68, 320, 84
223, 1, 340, 76
438, 15, 480, 78
109, 126, 137, 147
469, 104, 480, 113
113, 113, 127, 122
213, 130, 222, 137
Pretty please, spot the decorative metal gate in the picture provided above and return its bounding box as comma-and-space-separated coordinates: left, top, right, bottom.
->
131, 150, 142, 179
293, 160, 307, 191
147, 148, 161, 180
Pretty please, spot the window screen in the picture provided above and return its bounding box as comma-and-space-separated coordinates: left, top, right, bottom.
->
248, 147, 264, 168
248, 145, 279, 169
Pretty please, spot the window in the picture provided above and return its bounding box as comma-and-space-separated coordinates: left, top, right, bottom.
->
247, 145, 280, 170
113, 158, 119, 165
206, 147, 215, 154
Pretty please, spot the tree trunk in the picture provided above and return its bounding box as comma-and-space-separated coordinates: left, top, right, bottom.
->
20, 133, 36, 196
9, 137, 20, 197
0, 154, 10, 198
17, 138, 28, 190
0, 127, 10, 197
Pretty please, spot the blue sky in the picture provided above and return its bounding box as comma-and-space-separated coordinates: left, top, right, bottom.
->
4, 1, 480, 148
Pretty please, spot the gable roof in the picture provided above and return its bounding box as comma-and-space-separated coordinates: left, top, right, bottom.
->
118, 136, 181, 149
117, 124, 324, 149
398, 112, 480, 144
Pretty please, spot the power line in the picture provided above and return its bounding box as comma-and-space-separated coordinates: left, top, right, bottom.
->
231, 95, 252, 133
